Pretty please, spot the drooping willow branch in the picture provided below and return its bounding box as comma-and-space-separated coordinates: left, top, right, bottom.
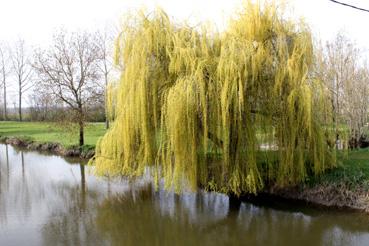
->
92, 1, 336, 195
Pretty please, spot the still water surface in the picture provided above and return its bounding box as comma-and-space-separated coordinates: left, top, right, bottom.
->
1, 143, 369, 246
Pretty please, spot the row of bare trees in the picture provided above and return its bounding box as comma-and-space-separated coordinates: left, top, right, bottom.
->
0, 39, 33, 121
316, 32, 369, 148
0, 29, 114, 146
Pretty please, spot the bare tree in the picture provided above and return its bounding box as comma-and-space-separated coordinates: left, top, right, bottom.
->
0, 43, 11, 120
11, 39, 33, 121
33, 30, 103, 146
95, 28, 114, 129
316, 32, 369, 148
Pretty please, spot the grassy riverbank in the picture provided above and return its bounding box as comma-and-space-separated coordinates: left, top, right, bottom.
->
272, 149, 369, 211
0, 121, 106, 159
0, 121, 106, 147
309, 150, 369, 190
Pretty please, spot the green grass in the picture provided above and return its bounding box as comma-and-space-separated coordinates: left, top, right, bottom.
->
0, 121, 106, 147
308, 149, 369, 191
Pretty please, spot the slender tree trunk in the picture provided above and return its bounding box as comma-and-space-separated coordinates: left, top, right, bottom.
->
335, 77, 339, 143
105, 113, 109, 129
79, 120, 84, 146
2, 77, 6, 121
18, 84, 22, 122
104, 73, 109, 129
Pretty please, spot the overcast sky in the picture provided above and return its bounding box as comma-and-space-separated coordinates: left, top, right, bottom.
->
0, 0, 368, 46
0, 0, 368, 104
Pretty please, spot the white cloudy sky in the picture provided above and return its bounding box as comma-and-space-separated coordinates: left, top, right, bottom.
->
0, 0, 368, 47
0, 0, 368, 104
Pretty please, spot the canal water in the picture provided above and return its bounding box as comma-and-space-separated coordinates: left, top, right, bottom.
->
0, 143, 369, 246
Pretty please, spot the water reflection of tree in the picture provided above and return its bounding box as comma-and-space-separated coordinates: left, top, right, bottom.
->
0, 145, 33, 223
0, 144, 10, 223
0, 144, 10, 192
41, 164, 107, 246
19, 151, 32, 217
94, 183, 369, 246
95, 184, 203, 246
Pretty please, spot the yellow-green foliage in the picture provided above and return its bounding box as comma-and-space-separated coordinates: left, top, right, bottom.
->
93, 1, 335, 195
106, 81, 118, 122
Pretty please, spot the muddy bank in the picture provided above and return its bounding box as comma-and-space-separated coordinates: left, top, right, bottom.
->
230, 182, 369, 212
0, 136, 95, 159
263, 184, 369, 213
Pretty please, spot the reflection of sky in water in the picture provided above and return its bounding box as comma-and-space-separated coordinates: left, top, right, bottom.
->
0, 144, 369, 246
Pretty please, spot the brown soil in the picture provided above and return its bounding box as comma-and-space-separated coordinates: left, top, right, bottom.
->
269, 184, 369, 212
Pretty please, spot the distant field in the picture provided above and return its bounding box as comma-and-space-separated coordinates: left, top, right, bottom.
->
0, 121, 106, 147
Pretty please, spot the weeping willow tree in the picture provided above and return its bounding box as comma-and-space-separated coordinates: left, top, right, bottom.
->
92, 1, 336, 195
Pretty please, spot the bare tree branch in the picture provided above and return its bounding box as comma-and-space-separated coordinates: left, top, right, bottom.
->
33, 30, 103, 146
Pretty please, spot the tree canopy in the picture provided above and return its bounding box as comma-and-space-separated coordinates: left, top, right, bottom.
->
93, 1, 336, 195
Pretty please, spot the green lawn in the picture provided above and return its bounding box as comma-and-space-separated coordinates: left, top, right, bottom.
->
0, 121, 106, 147
308, 149, 369, 191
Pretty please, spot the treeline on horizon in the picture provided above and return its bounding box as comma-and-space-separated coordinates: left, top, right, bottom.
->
0, 105, 106, 122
